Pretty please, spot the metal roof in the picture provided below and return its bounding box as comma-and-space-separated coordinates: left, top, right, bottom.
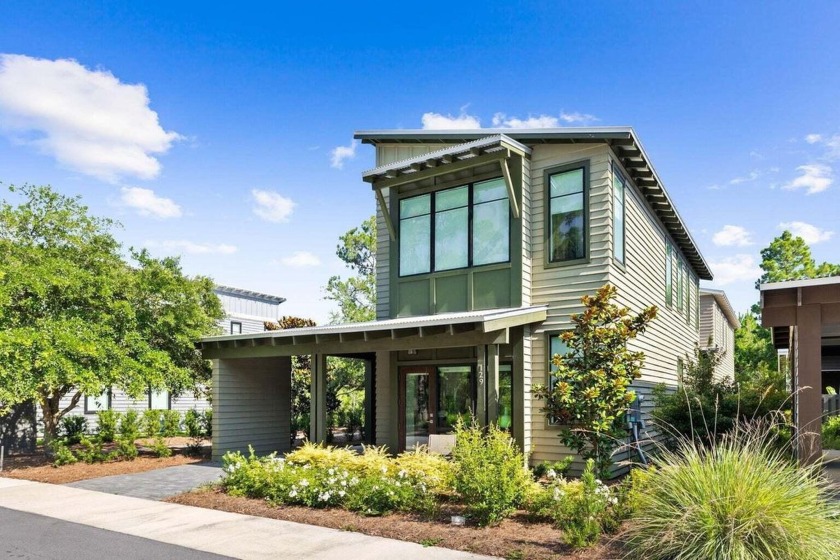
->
699, 288, 740, 330
759, 276, 840, 291
200, 305, 547, 345
213, 285, 286, 304
354, 127, 712, 281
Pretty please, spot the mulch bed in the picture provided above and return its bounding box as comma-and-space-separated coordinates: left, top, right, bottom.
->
167, 486, 628, 560
0, 438, 210, 484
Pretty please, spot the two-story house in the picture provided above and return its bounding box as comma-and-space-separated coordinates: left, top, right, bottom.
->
698, 288, 739, 380
201, 127, 714, 466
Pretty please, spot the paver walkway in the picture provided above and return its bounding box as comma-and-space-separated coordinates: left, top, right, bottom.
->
0, 478, 497, 560
66, 462, 224, 500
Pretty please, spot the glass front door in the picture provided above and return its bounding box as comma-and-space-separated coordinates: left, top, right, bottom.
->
400, 365, 475, 451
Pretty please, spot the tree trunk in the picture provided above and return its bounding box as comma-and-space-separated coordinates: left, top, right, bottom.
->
39, 389, 82, 448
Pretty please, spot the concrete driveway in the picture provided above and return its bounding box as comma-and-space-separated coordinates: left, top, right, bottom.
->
66, 462, 224, 500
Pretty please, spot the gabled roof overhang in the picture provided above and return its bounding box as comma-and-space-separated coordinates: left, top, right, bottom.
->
199, 305, 548, 359
355, 127, 712, 281
700, 288, 740, 330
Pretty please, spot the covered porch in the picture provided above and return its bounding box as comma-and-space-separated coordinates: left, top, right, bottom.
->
761, 277, 840, 463
199, 306, 547, 461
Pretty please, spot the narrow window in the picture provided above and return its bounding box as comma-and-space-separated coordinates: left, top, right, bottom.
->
665, 243, 673, 307
472, 178, 510, 266
547, 333, 571, 425
498, 363, 514, 432
676, 261, 684, 314
548, 168, 586, 263
612, 168, 626, 263
434, 186, 469, 271
230, 321, 242, 335
399, 194, 431, 275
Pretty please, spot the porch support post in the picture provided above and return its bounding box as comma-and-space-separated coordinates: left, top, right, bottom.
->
310, 353, 328, 443
364, 358, 375, 445
795, 305, 822, 464
486, 344, 500, 426
476, 345, 487, 426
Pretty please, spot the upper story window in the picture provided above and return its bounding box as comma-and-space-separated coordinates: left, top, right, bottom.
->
612, 167, 626, 264
398, 178, 509, 277
547, 165, 587, 264
230, 321, 242, 335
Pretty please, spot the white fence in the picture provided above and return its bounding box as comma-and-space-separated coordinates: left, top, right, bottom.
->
823, 394, 840, 418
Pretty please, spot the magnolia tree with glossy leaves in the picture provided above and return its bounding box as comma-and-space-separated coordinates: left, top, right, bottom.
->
533, 284, 657, 477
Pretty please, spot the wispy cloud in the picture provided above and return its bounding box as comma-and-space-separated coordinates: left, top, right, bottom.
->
778, 221, 834, 244
0, 54, 181, 182
146, 240, 237, 255
805, 133, 823, 144
729, 170, 760, 185
783, 163, 832, 194
119, 186, 181, 219
251, 189, 295, 222
421, 111, 482, 129
492, 113, 560, 128
708, 254, 762, 286
330, 140, 357, 169
558, 111, 599, 124
712, 225, 754, 247
278, 251, 321, 267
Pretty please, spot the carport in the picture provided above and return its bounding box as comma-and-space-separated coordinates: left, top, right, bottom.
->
761, 277, 840, 463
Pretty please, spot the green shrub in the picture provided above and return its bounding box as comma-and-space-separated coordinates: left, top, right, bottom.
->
452, 422, 532, 526
59, 415, 88, 445
532, 457, 574, 480
151, 435, 172, 458
96, 410, 119, 443
76, 436, 107, 463
201, 409, 213, 437
111, 436, 138, 461
142, 409, 161, 438
626, 420, 840, 560
161, 410, 181, 436
50, 441, 78, 466
184, 408, 202, 438
823, 415, 840, 450
524, 460, 622, 548
118, 409, 140, 441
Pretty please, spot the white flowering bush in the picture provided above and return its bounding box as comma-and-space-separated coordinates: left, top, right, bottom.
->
221, 443, 448, 516
523, 459, 621, 548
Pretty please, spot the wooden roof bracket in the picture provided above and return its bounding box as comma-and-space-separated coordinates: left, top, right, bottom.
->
500, 157, 521, 219
375, 188, 397, 241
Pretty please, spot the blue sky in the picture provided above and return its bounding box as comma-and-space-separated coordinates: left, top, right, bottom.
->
1, 2, 839, 322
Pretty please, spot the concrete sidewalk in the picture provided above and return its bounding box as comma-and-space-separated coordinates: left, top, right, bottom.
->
0, 478, 497, 560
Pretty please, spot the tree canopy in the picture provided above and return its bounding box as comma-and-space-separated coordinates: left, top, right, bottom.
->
756, 230, 840, 288
324, 216, 376, 323
0, 184, 223, 442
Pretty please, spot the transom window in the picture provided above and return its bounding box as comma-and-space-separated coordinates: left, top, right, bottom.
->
398, 178, 510, 276
548, 166, 587, 263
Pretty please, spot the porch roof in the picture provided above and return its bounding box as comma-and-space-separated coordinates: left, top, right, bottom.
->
199, 305, 548, 359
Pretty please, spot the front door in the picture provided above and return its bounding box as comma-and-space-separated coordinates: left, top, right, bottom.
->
399, 365, 475, 451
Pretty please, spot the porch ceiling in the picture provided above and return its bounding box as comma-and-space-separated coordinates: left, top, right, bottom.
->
198, 305, 548, 359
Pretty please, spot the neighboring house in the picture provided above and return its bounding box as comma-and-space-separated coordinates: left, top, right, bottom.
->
201, 127, 715, 469
50, 285, 284, 431
698, 288, 739, 380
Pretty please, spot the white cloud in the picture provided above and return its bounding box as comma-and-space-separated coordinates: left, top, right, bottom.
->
783, 163, 832, 194
558, 111, 599, 124
279, 251, 321, 267
330, 140, 357, 169
712, 225, 754, 247
119, 186, 181, 219
146, 240, 237, 255
729, 170, 760, 185
0, 54, 181, 182
421, 111, 481, 129
778, 221, 834, 244
708, 254, 762, 286
805, 133, 823, 144
251, 189, 295, 222
492, 113, 559, 128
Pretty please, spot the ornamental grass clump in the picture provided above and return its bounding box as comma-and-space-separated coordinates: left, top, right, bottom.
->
626, 419, 840, 560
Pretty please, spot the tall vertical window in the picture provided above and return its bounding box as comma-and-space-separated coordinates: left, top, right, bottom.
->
547, 333, 571, 425
498, 363, 513, 432
434, 186, 469, 271
399, 194, 431, 275
548, 167, 586, 263
676, 262, 684, 314
472, 178, 510, 266
398, 179, 509, 276
665, 243, 673, 307
612, 168, 626, 263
